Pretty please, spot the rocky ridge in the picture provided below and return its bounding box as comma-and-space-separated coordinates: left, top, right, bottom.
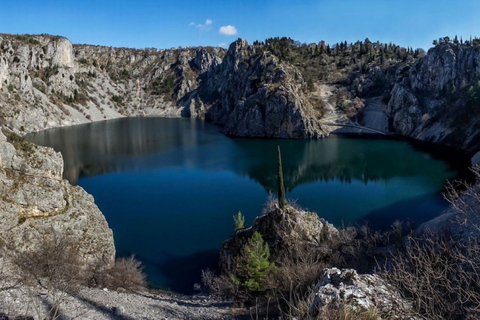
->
0, 34, 224, 133
184, 39, 328, 138
1, 33, 480, 155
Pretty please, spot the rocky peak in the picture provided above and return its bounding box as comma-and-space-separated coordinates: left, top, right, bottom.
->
192, 48, 221, 73
45, 37, 75, 69
185, 39, 328, 138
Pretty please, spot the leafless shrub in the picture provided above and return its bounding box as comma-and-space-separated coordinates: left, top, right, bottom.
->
381, 235, 480, 319
10, 231, 87, 294
94, 255, 147, 292
315, 303, 378, 320
262, 193, 277, 215
270, 242, 327, 295
201, 269, 240, 300
2, 230, 90, 319
444, 165, 480, 233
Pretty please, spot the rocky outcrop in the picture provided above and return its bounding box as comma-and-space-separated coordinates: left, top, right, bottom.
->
387, 83, 422, 136
220, 204, 417, 318
0, 127, 115, 266
219, 204, 339, 273
386, 43, 480, 153
313, 268, 418, 319
184, 39, 328, 138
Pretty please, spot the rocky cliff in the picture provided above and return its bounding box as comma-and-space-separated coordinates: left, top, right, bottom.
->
0, 34, 331, 138
183, 39, 328, 138
2, 33, 479, 154
0, 33, 224, 133
0, 127, 115, 266
387, 43, 480, 152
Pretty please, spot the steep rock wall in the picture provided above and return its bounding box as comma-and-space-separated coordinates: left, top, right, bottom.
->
387, 44, 480, 153
0, 127, 115, 266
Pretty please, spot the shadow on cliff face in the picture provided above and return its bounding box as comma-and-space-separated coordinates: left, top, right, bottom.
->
138, 250, 220, 295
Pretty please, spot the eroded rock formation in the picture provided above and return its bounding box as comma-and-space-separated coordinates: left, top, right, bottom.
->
0, 128, 115, 266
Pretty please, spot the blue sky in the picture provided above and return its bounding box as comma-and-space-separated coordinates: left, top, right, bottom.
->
1, 0, 479, 50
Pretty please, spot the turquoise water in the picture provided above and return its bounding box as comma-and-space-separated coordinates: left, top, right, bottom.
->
27, 117, 467, 293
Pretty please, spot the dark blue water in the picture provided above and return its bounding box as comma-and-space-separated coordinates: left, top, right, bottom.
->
27, 117, 468, 293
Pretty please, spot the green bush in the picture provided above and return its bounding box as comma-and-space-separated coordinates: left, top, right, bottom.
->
232, 231, 275, 292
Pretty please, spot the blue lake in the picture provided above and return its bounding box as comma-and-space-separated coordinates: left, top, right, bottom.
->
27, 117, 468, 293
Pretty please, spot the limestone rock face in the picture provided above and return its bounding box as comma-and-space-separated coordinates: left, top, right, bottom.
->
0, 128, 115, 266
386, 43, 480, 152
189, 39, 327, 138
313, 268, 418, 319
192, 48, 221, 73
0, 34, 227, 133
387, 84, 422, 136
1, 33, 479, 153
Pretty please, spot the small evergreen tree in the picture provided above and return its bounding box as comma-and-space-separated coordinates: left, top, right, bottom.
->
232, 231, 275, 292
277, 146, 286, 209
233, 211, 245, 232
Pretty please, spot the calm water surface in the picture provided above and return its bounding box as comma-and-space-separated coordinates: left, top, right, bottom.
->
27, 118, 468, 293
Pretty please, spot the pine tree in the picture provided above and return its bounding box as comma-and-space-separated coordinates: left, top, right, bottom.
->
277, 146, 286, 209
233, 211, 245, 232
232, 232, 275, 292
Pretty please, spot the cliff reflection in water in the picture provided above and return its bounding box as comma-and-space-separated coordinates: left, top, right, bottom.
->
231, 136, 454, 193
27, 117, 457, 194
27, 118, 218, 185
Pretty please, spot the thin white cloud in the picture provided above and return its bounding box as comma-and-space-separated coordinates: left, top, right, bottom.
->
219, 25, 238, 36
218, 42, 227, 47
194, 19, 213, 31
188, 22, 195, 26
